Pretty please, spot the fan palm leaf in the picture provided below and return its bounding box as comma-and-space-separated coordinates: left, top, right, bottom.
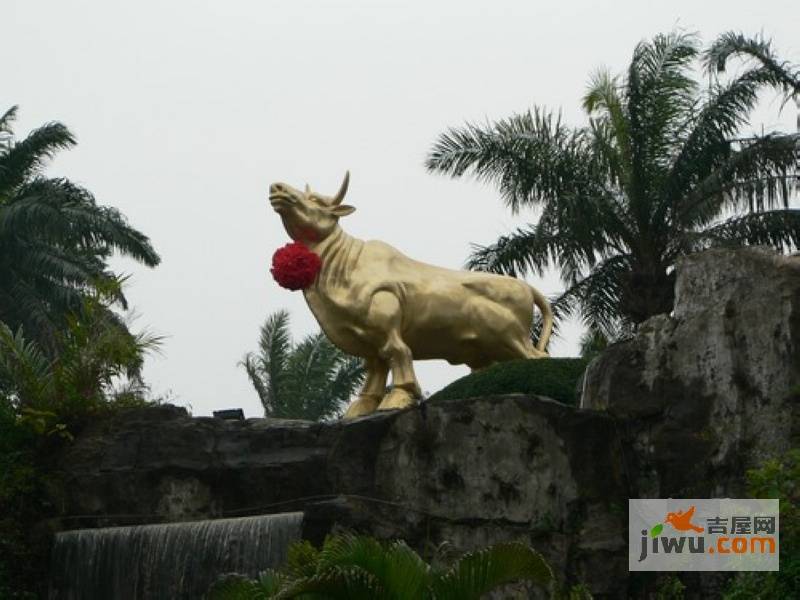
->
241, 311, 364, 420
431, 541, 553, 600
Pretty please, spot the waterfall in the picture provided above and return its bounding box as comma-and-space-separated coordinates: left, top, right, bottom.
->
49, 512, 303, 600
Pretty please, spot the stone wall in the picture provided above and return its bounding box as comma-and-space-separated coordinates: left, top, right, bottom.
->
51, 396, 631, 596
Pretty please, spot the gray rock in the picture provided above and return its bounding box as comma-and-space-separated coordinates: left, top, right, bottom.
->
582, 247, 800, 498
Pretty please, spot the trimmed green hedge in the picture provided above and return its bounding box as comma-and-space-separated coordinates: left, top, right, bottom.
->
429, 358, 589, 406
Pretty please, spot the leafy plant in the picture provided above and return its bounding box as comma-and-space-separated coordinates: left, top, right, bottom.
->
426, 31, 800, 337
429, 358, 588, 406
0, 284, 161, 420
241, 310, 365, 420
207, 533, 553, 599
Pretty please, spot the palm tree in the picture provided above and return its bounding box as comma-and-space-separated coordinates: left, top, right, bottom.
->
426, 31, 800, 337
241, 310, 365, 420
207, 534, 553, 599
0, 106, 160, 349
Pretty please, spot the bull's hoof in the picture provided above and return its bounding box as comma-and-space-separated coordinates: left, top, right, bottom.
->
377, 388, 417, 412
342, 394, 381, 420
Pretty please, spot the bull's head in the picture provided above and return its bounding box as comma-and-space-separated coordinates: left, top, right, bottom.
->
269, 172, 355, 243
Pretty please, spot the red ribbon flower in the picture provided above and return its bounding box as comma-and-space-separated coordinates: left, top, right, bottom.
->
270, 241, 322, 290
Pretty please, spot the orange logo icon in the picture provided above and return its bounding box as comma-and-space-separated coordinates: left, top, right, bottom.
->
664, 505, 705, 533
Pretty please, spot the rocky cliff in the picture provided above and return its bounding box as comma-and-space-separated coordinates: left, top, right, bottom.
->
582, 247, 800, 499
51, 247, 800, 598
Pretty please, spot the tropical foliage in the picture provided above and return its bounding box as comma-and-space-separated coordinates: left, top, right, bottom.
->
724, 445, 800, 599
207, 533, 553, 599
241, 310, 365, 420
0, 105, 160, 350
427, 31, 800, 337
0, 283, 161, 420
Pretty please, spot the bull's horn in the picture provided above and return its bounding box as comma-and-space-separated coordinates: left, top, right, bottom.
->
330, 171, 350, 206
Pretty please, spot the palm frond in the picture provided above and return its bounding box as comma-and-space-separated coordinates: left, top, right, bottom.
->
696, 209, 800, 251
705, 31, 800, 98
242, 311, 364, 420
0, 105, 18, 134
240, 353, 270, 409
275, 565, 386, 600
0, 322, 54, 407
678, 133, 799, 225
583, 69, 631, 192
426, 109, 600, 212
625, 32, 700, 228
0, 122, 75, 195
587, 116, 627, 190
5, 177, 160, 266
284, 332, 330, 418
313, 534, 430, 600
205, 573, 264, 600
327, 355, 365, 410
553, 254, 632, 338
431, 541, 553, 600
465, 226, 554, 277
666, 34, 800, 209
254, 310, 291, 415
285, 540, 321, 580
0, 275, 83, 351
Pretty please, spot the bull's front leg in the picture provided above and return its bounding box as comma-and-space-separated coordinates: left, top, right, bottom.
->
343, 357, 388, 419
366, 291, 420, 411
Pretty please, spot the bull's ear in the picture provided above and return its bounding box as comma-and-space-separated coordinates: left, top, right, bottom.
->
331, 205, 356, 217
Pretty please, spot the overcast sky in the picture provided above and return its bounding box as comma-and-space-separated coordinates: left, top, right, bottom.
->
6, 0, 798, 416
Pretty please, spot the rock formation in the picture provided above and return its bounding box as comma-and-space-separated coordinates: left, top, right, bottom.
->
50, 247, 800, 598
582, 247, 800, 499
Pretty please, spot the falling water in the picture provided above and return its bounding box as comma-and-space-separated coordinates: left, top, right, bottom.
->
49, 512, 303, 600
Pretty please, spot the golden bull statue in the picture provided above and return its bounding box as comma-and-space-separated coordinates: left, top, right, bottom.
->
269, 172, 553, 419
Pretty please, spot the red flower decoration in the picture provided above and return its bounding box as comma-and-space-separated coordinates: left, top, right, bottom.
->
270, 241, 322, 290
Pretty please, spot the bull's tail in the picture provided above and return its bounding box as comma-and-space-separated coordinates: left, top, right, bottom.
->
531, 286, 553, 354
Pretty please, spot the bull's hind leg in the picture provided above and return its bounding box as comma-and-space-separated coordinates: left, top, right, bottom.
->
343, 357, 389, 419
365, 291, 420, 411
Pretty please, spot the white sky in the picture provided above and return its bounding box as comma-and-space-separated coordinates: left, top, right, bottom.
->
6, 0, 799, 416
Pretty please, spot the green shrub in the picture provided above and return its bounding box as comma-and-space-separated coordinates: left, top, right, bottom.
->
429, 358, 589, 406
